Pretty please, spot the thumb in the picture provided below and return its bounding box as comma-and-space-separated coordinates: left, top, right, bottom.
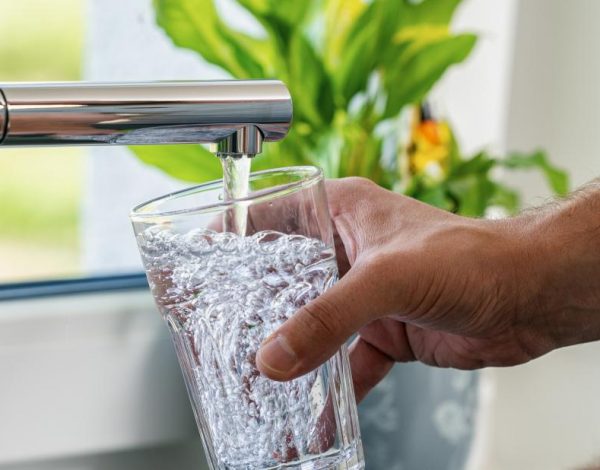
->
256, 260, 391, 381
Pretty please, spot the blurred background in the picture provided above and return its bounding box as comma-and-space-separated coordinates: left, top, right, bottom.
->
0, 0, 83, 280
1, 0, 599, 469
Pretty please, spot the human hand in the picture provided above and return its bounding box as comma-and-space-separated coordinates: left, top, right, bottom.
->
256, 177, 600, 401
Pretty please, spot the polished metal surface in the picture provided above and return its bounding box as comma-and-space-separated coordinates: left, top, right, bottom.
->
0, 90, 6, 144
214, 125, 262, 157
0, 80, 292, 157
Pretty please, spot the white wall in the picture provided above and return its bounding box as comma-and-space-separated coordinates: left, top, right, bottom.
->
506, 0, 600, 205
433, 0, 518, 156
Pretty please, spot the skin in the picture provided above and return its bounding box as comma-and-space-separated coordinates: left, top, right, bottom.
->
255, 177, 600, 403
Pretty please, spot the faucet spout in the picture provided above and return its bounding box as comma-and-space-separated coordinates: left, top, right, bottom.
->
0, 80, 292, 157
214, 125, 263, 158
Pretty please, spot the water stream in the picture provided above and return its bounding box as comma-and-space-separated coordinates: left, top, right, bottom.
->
221, 156, 251, 236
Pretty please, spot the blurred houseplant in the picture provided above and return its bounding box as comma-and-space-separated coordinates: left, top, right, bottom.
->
132, 0, 568, 216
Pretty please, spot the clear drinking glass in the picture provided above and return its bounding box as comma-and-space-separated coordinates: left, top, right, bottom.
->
130, 166, 364, 470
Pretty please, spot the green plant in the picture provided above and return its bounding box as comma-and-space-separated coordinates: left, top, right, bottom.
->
132, 0, 568, 216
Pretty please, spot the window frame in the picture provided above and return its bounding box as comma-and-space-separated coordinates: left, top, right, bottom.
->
0, 273, 148, 301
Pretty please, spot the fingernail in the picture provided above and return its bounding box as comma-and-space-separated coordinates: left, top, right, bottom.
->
256, 335, 297, 375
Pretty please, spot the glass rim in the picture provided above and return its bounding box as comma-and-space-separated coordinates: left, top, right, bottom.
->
130, 165, 323, 221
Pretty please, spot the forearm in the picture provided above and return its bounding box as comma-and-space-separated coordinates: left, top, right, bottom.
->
515, 180, 600, 349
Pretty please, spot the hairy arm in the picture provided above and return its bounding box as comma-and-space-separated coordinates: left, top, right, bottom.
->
519, 179, 600, 351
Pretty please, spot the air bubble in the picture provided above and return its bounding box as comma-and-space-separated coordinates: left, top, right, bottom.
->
140, 226, 338, 467
185, 228, 218, 255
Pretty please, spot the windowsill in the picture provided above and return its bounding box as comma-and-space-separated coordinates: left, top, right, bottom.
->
0, 273, 149, 301
0, 287, 197, 465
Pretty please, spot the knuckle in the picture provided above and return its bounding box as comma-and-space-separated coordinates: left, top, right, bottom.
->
327, 177, 378, 211
328, 177, 376, 203
343, 176, 377, 192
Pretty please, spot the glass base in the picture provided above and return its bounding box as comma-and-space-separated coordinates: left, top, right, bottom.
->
249, 442, 364, 470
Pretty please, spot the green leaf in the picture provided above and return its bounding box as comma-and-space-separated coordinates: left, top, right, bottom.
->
236, 0, 315, 29
488, 183, 520, 213
286, 32, 335, 127
153, 0, 272, 78
236, 0, 317, 63
447, 173, 496, 217
251, 130, 316, 172
443, 151, 499, 216
449, 151, 495, 178
418, 185, 454, 211
383, 33, 476, 118
323, 0, 368, 71
501, 150, 569, 195
396, 0, 463, 29
143, 0, 567, 218
334, 0, 401, 104
333, 0, 466, 106
335, 118, 386, 182
130, 144, 223, 183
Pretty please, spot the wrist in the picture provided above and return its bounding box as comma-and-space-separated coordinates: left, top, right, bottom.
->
514, 190, 600, 350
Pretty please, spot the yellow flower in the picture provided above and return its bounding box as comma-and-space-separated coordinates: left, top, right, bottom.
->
408, 114, 452, 177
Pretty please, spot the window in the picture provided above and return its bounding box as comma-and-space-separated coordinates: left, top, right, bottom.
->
0, 0, 220, 283
0, 0, 84, 282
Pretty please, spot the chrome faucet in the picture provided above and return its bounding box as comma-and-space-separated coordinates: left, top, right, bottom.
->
0, 80, 292, 158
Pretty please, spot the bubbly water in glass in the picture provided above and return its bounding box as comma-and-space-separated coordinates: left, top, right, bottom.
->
138, 227, 362, 469
134, 160, 363, 469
